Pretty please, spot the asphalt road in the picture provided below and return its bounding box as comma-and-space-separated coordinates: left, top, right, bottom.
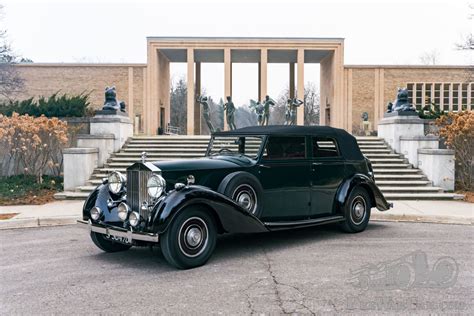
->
1, 222, 472, 315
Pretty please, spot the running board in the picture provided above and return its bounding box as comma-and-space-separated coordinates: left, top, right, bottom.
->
264, 215, 344, 230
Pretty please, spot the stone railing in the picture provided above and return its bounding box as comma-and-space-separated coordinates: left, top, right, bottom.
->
378, 112, 455, 191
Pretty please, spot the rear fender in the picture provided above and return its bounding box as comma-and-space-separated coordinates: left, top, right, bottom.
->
149, 185, 268, 234
335, 174, 392, 213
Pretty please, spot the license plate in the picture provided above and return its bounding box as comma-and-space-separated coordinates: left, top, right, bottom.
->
105, 234, 131, 245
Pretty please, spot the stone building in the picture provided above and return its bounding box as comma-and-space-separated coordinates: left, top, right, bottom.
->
12, 37, 473, 135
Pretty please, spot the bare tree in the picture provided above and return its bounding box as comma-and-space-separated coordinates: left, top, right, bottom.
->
0, 5, 24, 100
455, 4, 474, 50
419, 49, 439, 65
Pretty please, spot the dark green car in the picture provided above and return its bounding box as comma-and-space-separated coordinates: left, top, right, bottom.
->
79, 126, 392, 269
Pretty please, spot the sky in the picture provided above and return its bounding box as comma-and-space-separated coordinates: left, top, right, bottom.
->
1, 0, 473, 106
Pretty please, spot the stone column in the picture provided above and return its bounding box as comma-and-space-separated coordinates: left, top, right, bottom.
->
194, 62, 201, 135
289, 63, 295, 99
296, 49, 304, 125
378, 113, 424, 153
259, 49, 267, 101
418, 149, 455, 191
187, 48, 195, 135
224, 48, 232, 131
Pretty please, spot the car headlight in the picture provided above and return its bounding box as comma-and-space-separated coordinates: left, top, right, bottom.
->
90, 206, 102, 221
108, 171, 125, 194
129, 211, 140, 227
147, 174, 166, 198
117, 202, 130, 221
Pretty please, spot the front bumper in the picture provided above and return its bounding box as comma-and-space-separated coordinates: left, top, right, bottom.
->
77, 220, 159, 243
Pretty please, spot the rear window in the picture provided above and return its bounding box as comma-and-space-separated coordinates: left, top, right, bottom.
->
312, 137, 340, 158
262, 136, 306, 160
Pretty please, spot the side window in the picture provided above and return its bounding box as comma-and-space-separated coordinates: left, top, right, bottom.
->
262, 136, 306, 160
312, 137, 340, 158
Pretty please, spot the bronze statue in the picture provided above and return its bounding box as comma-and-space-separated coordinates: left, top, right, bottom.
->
223, 96, 236, 130
102, 86, 126, 112
285, 98, 303, 125
196, 95, 215, 133
262, 95, 276, 126
387, 88, 416, 113
249, 99, 265, 126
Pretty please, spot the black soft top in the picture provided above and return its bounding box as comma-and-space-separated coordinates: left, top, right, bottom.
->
213, 125, 363, 161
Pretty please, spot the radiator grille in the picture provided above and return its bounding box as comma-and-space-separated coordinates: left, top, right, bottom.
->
127, 170, 153, 220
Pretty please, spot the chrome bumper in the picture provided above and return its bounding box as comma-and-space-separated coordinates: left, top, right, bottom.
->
77, 220, 159, 243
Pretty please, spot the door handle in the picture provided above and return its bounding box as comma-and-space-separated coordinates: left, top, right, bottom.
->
258, 164, 271, 169
312, 162, 323, 166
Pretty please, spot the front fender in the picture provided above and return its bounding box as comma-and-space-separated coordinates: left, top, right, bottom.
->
335, 174, 392, 213
149, 185, 268, 234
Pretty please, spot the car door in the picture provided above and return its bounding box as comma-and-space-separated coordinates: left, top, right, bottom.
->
257, 136, 311, 221
310, 136, 346, 216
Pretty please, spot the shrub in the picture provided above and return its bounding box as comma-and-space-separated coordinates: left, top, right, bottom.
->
435, 111, 474, 190
0, 92, 91, 117
0, 113, 68, 183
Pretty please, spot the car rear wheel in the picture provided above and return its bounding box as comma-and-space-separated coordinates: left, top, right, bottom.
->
160, 207, 217, 269
90, 232, 132, 252
340, 187, 371, 233
217, 171, 263, 217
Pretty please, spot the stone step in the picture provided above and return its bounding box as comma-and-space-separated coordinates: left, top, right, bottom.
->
372, 164, 412, 169
364, 154, 402, 158
375, 180, 432, 186
371, 169, 420, 174
375, 174, 426, 180
384, 193, 464, 200
365, 158, 405, 163
54, 191, 90, 200
379, 186, 443, 193
76, 185, 97, 192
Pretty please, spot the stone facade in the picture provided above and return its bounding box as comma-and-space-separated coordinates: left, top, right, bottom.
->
13, 63, 146, 132
345, 65, 473, 134
9, 51, 472, 135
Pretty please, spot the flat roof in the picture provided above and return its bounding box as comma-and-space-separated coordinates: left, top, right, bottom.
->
147, 36, 344, 41
345, 64, 472, 69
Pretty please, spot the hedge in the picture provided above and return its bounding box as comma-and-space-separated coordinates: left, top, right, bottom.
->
0, 92, 91, 117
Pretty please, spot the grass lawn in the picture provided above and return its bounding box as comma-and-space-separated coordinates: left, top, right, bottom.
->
0, 175, 63, 205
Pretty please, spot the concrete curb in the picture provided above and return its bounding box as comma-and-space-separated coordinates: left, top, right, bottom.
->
0, 214, 472, 230
372, 213, 473, 225
0, 216, 80, 230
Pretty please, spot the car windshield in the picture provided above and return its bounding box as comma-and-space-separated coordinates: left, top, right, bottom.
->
207, 136, 264, 159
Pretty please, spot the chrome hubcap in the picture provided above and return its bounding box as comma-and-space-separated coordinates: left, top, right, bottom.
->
233, 184, 257, 214
186, 227, 202, 247
178, 217, 209, 258
351, 196, 366, 225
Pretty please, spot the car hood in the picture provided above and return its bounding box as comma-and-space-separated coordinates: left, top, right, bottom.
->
152, 155, 255, 172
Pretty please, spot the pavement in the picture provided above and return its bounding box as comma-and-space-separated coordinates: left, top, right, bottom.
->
0, 222, 472, 314
0, 199, 472, 229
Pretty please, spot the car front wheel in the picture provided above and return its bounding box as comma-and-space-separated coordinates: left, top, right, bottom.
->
340, 187, 371, 233
160, 207, 217, 269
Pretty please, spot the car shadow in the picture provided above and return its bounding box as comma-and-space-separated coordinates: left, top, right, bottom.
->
89, 221, 390, 271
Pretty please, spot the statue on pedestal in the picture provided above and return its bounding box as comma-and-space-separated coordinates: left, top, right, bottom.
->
196, 95, 215, 133
387, 88, 416, 113
249, 99, 265, 126
262, 95, 276, 126
224, 96, 236, 130
285, 98, 304, 125
102, 86, 126, 112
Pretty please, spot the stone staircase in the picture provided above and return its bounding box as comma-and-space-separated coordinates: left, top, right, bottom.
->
55, 136, 462, 201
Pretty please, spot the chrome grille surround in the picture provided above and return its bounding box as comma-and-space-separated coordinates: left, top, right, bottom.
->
125, 161, 162, 223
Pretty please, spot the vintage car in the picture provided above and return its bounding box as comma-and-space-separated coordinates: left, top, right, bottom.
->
79, 126, 392, 269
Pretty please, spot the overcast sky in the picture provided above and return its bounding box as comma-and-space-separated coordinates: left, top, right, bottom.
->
2, 0, 472, 106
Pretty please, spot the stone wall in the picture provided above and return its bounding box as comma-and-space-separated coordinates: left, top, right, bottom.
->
345, 65, 472, 134
12, 63, 146, 125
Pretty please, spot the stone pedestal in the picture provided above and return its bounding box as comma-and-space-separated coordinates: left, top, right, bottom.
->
378, 112, 424, 153
418, 149, 455, 191
90, 113, 133, 152
400, 136, 439, 168
76, 134, 115, 167
63, 148, 98, 190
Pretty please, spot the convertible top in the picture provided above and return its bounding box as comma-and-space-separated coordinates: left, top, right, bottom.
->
213, 125, 364, 161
